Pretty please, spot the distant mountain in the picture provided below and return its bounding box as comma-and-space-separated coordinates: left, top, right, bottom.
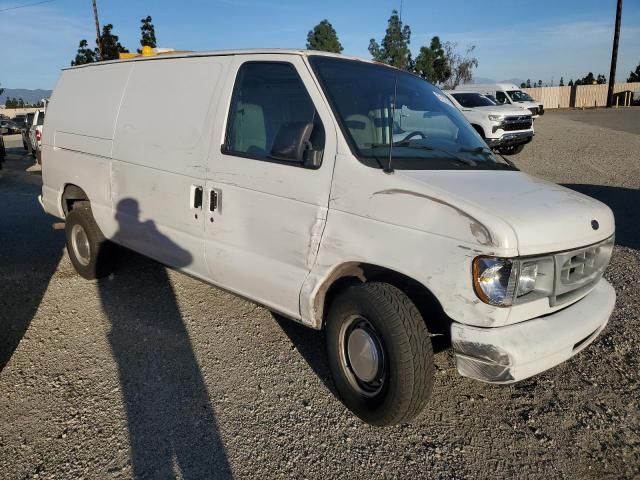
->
1, 89, 52, 106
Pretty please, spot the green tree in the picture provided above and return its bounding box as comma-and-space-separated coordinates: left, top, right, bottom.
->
138, 15, 157, 53
18, 98, 24, 108
628, 62, 640, 82
580, 72, 595, 85
71, 39, 97, 66
414, 36, 449, 84
559, 76, 564, 86
368, 10, 412, 70
306, 19, 343, 53
568, 79, 574, 86
100, 24, 129, 61
526, 79, 531, 88
537, 80, 542, 87
0, 83, 4, 97
596, 74, 606, 84
520, 82, 526, 88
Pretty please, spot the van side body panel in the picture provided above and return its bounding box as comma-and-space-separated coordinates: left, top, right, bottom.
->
110, 57, 229, 276
41, 63, 133, 229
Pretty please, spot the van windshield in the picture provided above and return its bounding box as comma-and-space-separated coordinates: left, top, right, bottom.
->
507, 90, 534, 102
309, 56, 513, 170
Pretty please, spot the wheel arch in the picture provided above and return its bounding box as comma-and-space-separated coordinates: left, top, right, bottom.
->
312, 262, 450, 337
61, 184, 89, 216
471, 124, 486, 138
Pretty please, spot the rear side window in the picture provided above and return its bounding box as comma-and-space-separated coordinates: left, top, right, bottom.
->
224, 62, 324, 164
37, 113, 45, 125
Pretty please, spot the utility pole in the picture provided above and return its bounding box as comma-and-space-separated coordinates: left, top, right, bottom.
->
606, 0, 623, 108
92, 0, 103, 60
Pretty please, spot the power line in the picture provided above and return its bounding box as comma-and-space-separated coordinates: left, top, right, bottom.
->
0, 0, 56, 13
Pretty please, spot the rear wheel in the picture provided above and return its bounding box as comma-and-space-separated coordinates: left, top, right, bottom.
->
65, 203, 116, 279
326, 282, 434, 426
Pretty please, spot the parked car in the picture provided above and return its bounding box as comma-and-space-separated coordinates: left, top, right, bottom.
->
28, 110, 45, 159
0, 134, 5, 167
443, 90, 534, 155
12, 114, 26, 125
41, 50, 615, 426
0, 119, 21, 134
460, 83, 545, 117
21, 112, 35, 150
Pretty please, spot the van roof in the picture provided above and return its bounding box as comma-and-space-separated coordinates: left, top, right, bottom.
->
64, 49, 377, 70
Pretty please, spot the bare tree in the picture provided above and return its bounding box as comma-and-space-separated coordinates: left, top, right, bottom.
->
442, 42, 479, 89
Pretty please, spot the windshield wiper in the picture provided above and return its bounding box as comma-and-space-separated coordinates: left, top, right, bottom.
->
460, 145, 519, 170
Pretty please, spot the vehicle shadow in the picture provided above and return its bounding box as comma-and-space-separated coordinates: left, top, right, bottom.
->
273, 314, 337, 396
98, 199, 232, 479
563, 184, 640, 250
0, 145, 63, 371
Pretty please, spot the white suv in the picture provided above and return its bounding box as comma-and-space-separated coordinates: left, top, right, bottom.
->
444, 90, 534, 155
41, 50, 615, 426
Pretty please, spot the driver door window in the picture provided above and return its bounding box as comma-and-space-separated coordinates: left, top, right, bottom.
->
224, 62, 324, 164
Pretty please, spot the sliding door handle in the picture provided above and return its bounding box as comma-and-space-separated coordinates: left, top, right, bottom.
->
209, 189, 220, 212
191, 185, 203, 209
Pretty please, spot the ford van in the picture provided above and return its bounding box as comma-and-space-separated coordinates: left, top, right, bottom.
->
40, 50, 615, 426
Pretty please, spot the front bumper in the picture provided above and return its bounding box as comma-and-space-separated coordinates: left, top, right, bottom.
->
451, 279, 615, 383
486, 131, 534, 148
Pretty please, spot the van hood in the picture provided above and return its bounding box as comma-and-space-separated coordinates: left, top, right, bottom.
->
395, 170, 615, 255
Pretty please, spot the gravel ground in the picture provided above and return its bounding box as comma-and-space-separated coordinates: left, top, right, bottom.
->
0, 109, 639, 480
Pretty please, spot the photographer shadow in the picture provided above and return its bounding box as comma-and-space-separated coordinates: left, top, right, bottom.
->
98, 198, 232, 479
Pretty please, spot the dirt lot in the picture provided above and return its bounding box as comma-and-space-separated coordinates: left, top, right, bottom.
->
1, 109, 639, 480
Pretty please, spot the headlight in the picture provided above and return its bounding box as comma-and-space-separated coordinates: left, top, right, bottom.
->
488, 114, 504, 121
472, 256, 553, 307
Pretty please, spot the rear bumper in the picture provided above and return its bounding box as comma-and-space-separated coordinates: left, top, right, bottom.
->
451, 279, 615, 383
486, 131, 534, 148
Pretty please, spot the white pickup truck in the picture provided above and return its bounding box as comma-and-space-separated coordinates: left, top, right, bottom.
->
27, 109, 45, 161
41, 50, 615, 426
444, 90, 534, 155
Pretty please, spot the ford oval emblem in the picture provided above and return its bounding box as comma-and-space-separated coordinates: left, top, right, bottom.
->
591, 220, 599, 230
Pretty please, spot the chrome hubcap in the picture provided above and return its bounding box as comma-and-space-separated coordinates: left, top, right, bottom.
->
339, 316, 386, 397
347, 327, 381, 382
71, 224, 91, 266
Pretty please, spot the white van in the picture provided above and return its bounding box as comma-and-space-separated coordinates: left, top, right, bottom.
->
461, 83, 545, 117
41, 50, 615, 426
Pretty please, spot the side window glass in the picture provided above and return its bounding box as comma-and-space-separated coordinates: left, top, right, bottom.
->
496, 91, 508, 104
224, 62, 325, 167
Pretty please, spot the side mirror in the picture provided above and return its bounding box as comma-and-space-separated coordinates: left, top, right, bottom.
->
270, 122, 322, 169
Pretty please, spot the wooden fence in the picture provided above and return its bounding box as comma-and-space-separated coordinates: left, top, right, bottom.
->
522, 83, 637, 109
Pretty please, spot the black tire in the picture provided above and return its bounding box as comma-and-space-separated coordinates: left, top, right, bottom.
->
326, 282, 434, 426
499, 143, 525, 155
65, 203, 116, 279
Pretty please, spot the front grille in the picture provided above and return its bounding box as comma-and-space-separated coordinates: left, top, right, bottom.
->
528, 107, 538, 115
550, 236, 614, 306
503, 116, 532, 131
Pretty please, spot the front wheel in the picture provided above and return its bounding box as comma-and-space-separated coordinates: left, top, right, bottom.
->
326, 282, 434, 426
498, 143, 525, 155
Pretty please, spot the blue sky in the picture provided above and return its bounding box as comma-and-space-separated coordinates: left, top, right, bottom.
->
1, 0, 639, 89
